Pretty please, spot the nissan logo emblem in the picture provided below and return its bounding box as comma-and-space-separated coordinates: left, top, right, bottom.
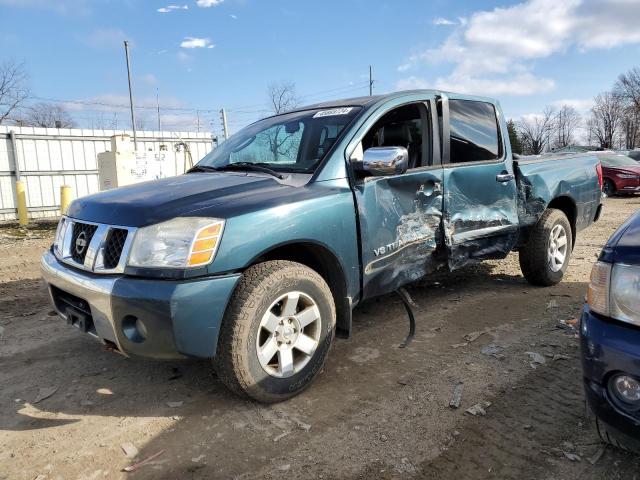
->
75, 231, 88, 255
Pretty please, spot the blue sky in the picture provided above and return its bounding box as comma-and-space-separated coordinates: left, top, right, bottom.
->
1, 0, 639, 136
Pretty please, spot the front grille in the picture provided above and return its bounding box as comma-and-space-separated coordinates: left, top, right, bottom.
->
70, 222, 98, 264
56, 217, 135, 273
103, 228, 128, 269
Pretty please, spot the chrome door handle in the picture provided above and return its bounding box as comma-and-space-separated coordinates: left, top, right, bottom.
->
496, 173, 515, 183
418, 181, 442, 197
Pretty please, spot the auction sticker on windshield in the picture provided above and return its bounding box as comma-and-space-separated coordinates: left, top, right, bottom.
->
313, 107, 353, 118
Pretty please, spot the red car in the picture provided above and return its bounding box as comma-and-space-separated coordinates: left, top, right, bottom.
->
598, 153, 640, 197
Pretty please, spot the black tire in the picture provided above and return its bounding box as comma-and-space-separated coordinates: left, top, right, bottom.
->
594, 414, 640, 455
603, 178, 616, 197
214, 260, 335, 403
519, 208, 573, 286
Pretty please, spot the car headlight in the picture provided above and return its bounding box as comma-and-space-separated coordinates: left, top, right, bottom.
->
53, 217, 69, 256
610, 264, 640, 326
587, 261, 640, 326
616, 173, 638, 179
128, 217, 225, 269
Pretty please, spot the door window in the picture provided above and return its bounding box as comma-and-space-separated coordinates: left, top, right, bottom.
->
361, 103, 429, 169
449, 100, 502, 163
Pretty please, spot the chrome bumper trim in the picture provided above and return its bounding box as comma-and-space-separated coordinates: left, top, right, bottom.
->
41, 249, 124, 352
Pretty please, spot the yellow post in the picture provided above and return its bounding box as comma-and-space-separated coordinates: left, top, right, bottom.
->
60, 185, 72, 215
15, 180, 28, 227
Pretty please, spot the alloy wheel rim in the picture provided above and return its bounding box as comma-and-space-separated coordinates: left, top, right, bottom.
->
548, 224, 568, 272
256, 291, 321, 378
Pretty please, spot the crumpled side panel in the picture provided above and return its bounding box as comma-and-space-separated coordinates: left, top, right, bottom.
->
443, 165, 519, 270
515, 168, 548, 228
357, 172, 445, 299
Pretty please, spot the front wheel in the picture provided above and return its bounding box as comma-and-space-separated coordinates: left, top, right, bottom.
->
519, 209, 573, 286
214, 260, 335, 403
603, 178, 616, 197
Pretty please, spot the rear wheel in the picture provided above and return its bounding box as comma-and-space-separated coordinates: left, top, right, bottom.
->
214, 260, 335, 403
603, 178, 616, 197
519, 209, 572, 286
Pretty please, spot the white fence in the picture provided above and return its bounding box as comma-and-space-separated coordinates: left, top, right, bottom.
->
0, 126, 214, 222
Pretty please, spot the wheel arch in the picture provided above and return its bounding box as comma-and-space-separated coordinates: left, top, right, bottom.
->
547, 195, 577, 245
248, 241, 352, 338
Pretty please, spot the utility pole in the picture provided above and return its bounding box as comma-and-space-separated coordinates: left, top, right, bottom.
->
196, 111, 201, 132
156, 88, 161, 131
123, 40, 138, 150
369, 65, 374, 96
220, 108, 229, 140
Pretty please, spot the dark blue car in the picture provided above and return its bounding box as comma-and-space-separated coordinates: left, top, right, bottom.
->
582, 209, 640, 453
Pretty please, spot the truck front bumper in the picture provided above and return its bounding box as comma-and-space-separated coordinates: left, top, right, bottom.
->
41, 249, 241, 359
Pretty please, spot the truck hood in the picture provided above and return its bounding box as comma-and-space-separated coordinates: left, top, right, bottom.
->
66, 172, 294, 227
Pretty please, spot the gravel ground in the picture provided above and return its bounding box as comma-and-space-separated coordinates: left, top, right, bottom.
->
1, 196, 639, 480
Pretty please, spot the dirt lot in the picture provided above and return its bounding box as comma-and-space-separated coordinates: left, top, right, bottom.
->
1, 197, 640, 480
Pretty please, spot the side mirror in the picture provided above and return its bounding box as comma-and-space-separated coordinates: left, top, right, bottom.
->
357, 146, 409, 176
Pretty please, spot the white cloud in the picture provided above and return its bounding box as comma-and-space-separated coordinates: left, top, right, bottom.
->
435, 73, 555, 96
139, 73, 157, 86
433, 17, 456, 26
396, 76, 431, 90
398, 0, 640, 96
157, 5, 188, 13
230, 14, 238, 19
180, 37, 214, 49
0, 0, 91, 15
177, 51, 191, 62
550, 98, 594, 113
83, 28, 129, 49
196, 0, 223, 7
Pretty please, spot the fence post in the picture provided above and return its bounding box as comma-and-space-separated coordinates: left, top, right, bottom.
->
15, 180, 28, 226
60, 185, 72, 214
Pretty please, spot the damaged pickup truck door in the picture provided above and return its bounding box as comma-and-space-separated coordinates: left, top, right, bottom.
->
441, 95, 519, 269
349, 99, 444, 299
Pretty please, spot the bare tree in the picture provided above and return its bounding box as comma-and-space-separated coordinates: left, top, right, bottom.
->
24, 102, 75, 128
267, 81, 299, 115
0, 60, 30, 125
621, 105, 639, 149
517, 106, 555, 155
616, 67, 640, 112
260, 81, 300, 161
588, 92, 624, 149
552, 105, 581, 149
135, 116, 147, 131
615, 67, 640, 148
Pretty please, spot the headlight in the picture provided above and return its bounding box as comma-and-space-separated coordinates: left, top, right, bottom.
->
53, 217, 69, 256
587, 261, 640, 326
128, 217, 225, 269
616, 174, 638, 179
610, 264, 640, 326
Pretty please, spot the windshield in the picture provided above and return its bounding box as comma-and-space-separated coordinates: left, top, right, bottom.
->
599, 154, 638, 167
197, 107, 362, 174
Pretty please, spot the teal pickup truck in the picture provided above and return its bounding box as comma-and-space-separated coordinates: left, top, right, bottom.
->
42, 90, 603, 402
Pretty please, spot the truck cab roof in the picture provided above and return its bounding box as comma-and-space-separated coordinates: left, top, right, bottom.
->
283, 90, 500, 115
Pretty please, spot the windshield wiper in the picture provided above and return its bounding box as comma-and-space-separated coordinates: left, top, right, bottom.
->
216, 162, 285, 179
186, 164, 220, 173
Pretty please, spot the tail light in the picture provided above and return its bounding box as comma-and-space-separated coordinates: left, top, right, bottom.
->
596, 162, 603, 190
